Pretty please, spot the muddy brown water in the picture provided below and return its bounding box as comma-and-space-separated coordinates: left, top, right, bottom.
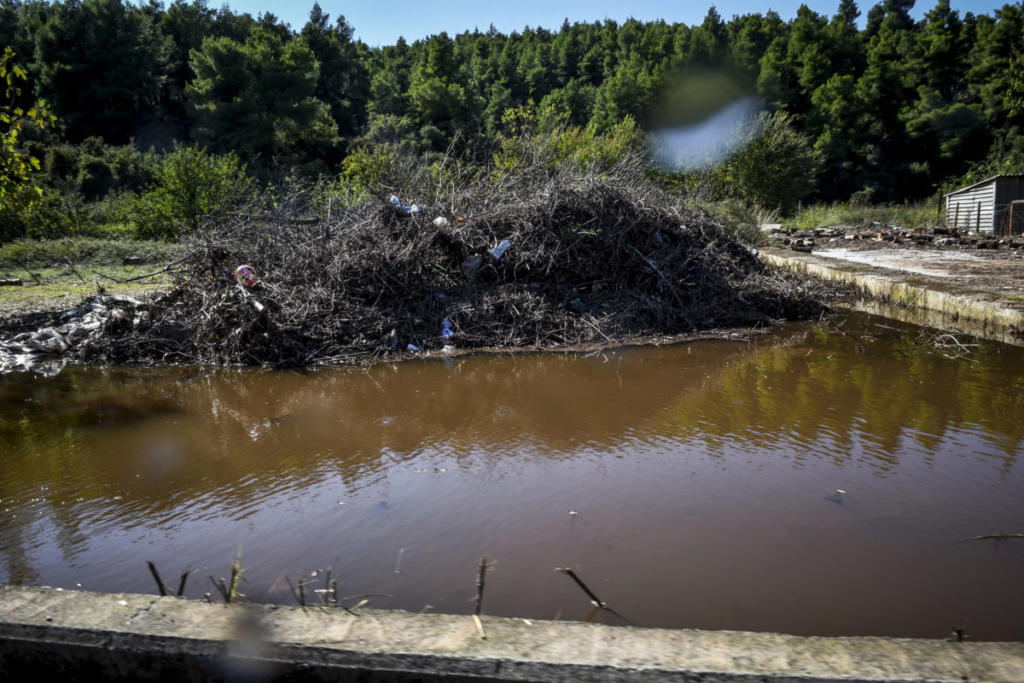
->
2, 314, 1023, 641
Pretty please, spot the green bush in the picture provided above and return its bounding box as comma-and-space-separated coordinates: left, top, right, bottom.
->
492, 103, 644, 176
0, 237, 184, 269
44, 138, 157, 200
0, 188, 134, 241
341, 143, 396, 191
123, 144, 251, 239
713, 112, 821, 214
783, 201, 940, 231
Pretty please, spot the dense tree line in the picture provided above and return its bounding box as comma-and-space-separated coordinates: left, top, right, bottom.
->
1, 0, 1023, 220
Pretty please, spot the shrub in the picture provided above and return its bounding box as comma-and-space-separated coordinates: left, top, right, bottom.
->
124, 144, 251, 239
0, 48, 55, 242
713, 112, 821, 214
783, 202, 939, 231
0, 236, 183, 269
492, 103, 644, 177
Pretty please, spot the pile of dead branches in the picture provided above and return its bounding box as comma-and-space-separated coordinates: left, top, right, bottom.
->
76, 167, 830, 367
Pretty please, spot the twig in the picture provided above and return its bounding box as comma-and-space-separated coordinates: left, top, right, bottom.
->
321, 568, 332, 605
228, 558, 242, 603
555, 567, 633, 624
146, 561, 168, 596
91, 255, 189, 283
474, 556, 488, 616
209, 575, 228, 602
14, 261, 41, 285
472, 613, 486, 640
176, 568, 191, 597
971, 533, 1024, 541
906, 287, 927, 308
285, 575, 304, 607
473, 556, 490, 639
554, 567, 605, 607
63, 259, 87, 283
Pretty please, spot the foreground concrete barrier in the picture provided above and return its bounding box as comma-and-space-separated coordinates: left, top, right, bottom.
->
1, 586, 1022, 681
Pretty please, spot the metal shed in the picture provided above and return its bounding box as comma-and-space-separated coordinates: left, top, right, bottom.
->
944, 174, 1024, 234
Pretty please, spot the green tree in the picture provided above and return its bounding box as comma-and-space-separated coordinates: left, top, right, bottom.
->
966, 3, 1024, 129
300, 4, 370, 140
159, 0, 216, 139
809, 73, 865, 199
854, 1, 918, 197
1007, 51, 1024, 125
33, 0, 167, 144
590, 55, 658, 130
913, 0, 967, 98
0, 47, 55, 240
757, 36, 797, 111
407, 32, 481, 147
187, 26, 338, 168
687, 7, 729, 67
901, 86, 987, 191
728, 12, 786, 85
827, 0, 865, 76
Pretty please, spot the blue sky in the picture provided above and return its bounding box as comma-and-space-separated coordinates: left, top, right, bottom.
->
218, 1, 1014, 46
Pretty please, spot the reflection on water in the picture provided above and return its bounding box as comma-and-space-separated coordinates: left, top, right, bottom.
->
1, 314, 1023, 640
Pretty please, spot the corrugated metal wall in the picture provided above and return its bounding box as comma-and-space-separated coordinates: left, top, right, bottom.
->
995, 177, 1024, 234
946, 181, 997, 232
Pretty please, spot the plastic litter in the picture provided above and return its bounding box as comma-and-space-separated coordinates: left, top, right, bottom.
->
489, 239, 511, 260
433, 216, 449, 227
406, 343, 421, 352
389, 195, 420, 213
234, 265, 258, 286
441, 317, 454, 338
461, 254, 482, 280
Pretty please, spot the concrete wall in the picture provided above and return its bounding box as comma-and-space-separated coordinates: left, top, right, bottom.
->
1, 586, 1023, 682
758, 250, 1024, 346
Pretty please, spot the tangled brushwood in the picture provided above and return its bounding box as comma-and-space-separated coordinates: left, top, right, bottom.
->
70, 168, 828, 367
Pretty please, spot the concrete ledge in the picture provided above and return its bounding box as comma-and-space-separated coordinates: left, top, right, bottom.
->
2, 586, 1023, 681
760, 249, 1024, 345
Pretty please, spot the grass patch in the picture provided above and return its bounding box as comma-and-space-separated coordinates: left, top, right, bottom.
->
783, 202, 941, 232
0, 264, 174, 317
0, 237, 184, 270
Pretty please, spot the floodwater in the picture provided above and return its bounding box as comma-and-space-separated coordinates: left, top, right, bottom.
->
2, 314, 1023, 641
